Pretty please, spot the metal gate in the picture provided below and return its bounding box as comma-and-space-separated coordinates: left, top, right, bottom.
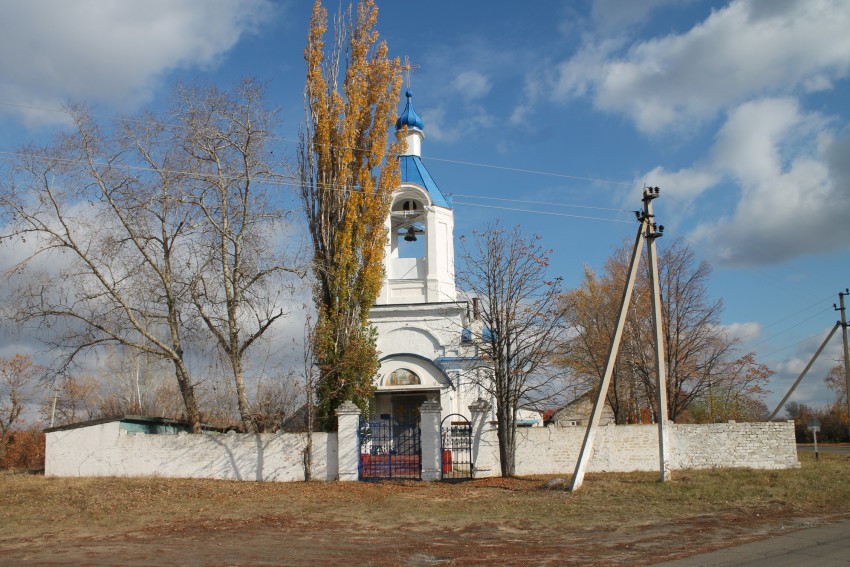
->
441, 414, 473, 481
359, 416, 421, 481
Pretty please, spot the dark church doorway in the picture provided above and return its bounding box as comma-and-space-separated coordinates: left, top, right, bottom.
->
391, 394, 427, 424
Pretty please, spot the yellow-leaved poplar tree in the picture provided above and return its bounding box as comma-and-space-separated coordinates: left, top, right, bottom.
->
299, 0, 402, 430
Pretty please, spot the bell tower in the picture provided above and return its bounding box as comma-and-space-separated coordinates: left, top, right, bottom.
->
376, 90, 456, 305
369, 85, 493, 430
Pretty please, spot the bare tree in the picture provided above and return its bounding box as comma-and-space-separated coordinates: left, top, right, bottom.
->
92, 345, 164, 415
301, 314, 317, 480
560, 258, 646, 424
1, 106, 205, 430
178, 79, 303, 431
1, 81, 297, 432
825, 363, 848, 410
652, 242, 734, 420
687, 353, 772, 422
250, 372, 301, 432
41, 374, 104, 426
0, 355, 44, 458
458, 222, 566, 477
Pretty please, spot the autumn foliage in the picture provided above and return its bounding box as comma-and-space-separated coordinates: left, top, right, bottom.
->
0, 427, 45, 471
300, 0, 402, 429
561, 239, 772, 423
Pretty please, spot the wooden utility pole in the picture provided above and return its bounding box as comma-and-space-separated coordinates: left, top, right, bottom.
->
839, 290, 850, 438
570, 187, 668, 491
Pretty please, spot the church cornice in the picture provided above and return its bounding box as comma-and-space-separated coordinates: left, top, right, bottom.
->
370, 300, 466, 314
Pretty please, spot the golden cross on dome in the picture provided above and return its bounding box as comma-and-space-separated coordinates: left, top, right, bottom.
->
402, 56, 420, 90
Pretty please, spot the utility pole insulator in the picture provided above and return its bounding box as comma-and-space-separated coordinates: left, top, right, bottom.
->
647, 223, 665, 239
642, 186, 661, 202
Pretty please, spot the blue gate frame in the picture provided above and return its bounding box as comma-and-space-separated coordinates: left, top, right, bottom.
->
359, 416, 421, 481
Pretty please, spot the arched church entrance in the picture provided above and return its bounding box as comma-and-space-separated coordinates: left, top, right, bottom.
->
374, 366, 439, 423
360, 360, 446, 481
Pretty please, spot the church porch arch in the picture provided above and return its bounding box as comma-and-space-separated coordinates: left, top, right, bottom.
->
373, 353, 452, 424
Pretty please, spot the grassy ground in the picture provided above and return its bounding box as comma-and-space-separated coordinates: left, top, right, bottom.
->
2, 453, 849, 566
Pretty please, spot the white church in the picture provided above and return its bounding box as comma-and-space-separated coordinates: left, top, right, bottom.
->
367, 89, 498, 427
42, 92, 796, 485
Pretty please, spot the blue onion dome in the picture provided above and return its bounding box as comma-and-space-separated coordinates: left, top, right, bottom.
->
395, 90, 424, 131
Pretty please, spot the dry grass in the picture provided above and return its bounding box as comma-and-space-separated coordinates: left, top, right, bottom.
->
2, 452, 848, 543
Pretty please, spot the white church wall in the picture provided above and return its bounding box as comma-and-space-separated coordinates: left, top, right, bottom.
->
434, 372, 496, 424
371, 303, 466, 358
46, 423, 338, 481
389, 257, 424, 280
470, 421, 799, 477
379, 328, 438, 358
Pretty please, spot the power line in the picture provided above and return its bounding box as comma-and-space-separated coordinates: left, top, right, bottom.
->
3, 99, 843, 346
0, 99, 636, 189
738, 295, 832, 344
746, 305, 836, 349
734, 294, 836, 343
450, 200, 634, 224
0, 149, 637, 225
761, 325, 841, 359
449, 193, 630, 213
427, 156, 633, 187
657, 192, 814, 302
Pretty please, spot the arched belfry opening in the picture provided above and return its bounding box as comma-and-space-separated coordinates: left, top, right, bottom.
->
392, 197, 426, 259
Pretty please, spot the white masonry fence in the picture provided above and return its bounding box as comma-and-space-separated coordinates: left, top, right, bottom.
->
45, 399, 799, 481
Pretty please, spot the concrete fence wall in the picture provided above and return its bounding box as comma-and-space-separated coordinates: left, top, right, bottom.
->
470, 421, 799, 477
46, 422, 338, 482
45, 404, 798, 482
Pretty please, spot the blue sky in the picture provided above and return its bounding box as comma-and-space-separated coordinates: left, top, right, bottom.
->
1, 0, 849, 413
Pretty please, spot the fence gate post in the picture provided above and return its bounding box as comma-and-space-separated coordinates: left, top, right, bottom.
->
469, 398, 492, 477
420, 399, 442, 481
335, 401, 362, 481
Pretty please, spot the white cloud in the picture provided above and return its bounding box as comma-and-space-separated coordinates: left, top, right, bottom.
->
723, 321, 762, 342
641, 165, 720, 201
452, 71, 492, 98
590, 0, 686, 33
552, 0, 850, 134
421, 104, 494, 143
690, 99, 850, 265
641, 97, 850, 265
0, 0, 275, 127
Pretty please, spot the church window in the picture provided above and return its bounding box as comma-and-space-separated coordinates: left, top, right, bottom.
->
388, 368, 421, 386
